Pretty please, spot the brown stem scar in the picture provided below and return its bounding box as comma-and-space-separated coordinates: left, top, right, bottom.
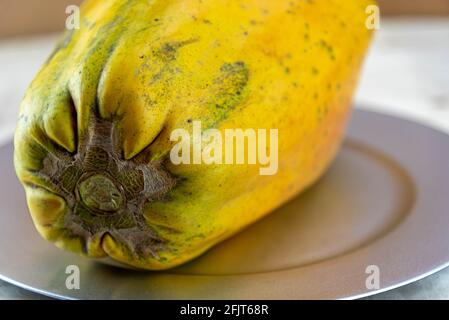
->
40, 116, 176, 258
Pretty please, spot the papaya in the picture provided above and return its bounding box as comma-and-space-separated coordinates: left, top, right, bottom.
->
14, 0, 375, 270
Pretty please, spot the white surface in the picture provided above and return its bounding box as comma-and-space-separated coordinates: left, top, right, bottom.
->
0, 34, 58, 146
355, 19, 449, 133
0, 19, 448, 299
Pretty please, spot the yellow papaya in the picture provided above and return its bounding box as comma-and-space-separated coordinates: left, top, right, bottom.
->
14, 0, 375, 270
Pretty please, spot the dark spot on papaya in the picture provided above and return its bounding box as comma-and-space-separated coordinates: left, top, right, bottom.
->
156, 38, 199, 62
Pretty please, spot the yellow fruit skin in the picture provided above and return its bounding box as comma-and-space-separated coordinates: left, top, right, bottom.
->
14, 0, 375, 270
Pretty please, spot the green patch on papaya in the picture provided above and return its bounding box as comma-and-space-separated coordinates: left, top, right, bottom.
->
204, 61, 249, 128
155, 39, 199, 62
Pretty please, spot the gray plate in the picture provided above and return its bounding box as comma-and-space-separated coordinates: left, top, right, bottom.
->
1, 109, 449, 300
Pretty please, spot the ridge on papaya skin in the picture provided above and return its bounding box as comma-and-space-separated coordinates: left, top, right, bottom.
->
14, 0, 375, 270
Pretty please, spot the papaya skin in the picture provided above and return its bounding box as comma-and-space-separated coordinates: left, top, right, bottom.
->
14, 0, 375, 270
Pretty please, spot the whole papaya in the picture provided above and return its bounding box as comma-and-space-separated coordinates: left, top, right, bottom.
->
14, 0, 374, 270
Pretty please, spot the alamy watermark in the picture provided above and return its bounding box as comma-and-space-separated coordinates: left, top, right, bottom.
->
65, 265, 80, 290
170, 121, 279, 176
365, 5, 380, 30
365, 265, 380, 290
65, 5, 80, 30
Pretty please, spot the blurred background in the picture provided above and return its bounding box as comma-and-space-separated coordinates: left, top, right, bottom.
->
1, 0, 449, 37
0, 0, 448, 299
0, 0, 449, 37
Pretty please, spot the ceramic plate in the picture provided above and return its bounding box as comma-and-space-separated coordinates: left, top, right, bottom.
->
1, 109, 449, 299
